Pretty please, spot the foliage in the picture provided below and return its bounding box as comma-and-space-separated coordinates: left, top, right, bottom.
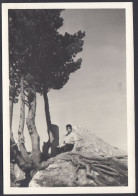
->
9, 10, 85, 183
9, 9, 85, 100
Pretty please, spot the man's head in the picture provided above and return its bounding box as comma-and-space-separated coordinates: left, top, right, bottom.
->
66, 124, 72, 134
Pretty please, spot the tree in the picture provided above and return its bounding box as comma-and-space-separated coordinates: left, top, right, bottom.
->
41, 31, 85, 155
9, 9, 85, 184
9, 10, 33, 174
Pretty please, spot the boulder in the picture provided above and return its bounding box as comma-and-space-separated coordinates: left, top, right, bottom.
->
29, 151, 128, 187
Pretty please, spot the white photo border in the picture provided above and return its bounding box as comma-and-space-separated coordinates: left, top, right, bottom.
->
2, 2, 135, 194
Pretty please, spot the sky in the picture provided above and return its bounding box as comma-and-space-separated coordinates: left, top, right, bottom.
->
12, 9, 127, 152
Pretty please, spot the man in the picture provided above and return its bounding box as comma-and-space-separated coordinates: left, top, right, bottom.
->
63, 124, 78, 151
56, 124, 78, 154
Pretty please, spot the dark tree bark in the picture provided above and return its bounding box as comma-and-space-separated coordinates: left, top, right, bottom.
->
10, 140, 32, 171
43, 90, 60, 157
43, 90, 54, 145
26, 88, 41, 168
10, 97, 14, 143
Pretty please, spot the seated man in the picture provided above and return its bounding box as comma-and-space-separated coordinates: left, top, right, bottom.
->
56, 124, 78, 154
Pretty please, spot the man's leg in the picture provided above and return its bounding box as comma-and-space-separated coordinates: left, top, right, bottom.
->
55, 144, 74, 154
63, 144, 74, 152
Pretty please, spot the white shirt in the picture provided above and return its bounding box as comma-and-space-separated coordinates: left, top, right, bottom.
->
64, 131, 78, 144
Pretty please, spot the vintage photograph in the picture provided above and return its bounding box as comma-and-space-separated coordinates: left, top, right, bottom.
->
2, 2, 135, 194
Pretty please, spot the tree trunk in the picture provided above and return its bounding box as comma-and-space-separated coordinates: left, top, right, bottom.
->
10, 97, 14, 143
9, 94, 32, 172
43, 91, 54, 144
26, 89, 41, 168
18, 76, 32, 164
10, 141, 32, 171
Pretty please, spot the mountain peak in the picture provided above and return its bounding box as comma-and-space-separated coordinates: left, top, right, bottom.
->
61, 125, 127, 157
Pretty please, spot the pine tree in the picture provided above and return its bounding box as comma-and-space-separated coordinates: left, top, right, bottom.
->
9, 9, 85, 183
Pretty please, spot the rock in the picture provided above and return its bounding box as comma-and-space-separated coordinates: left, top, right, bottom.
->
29, 160, 77, 187
70, 126, 127, 157
10, 163, 25, 187
29, 152, 128, 187
29, 126, 128, 187
29, 159, 98, 187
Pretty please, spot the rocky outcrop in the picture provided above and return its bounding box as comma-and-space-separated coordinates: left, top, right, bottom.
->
29, 151, 128, 187
11, 126, 128, 187
68, 126, 127, 157
29, 160, 76, 187
29, 126, 128, 187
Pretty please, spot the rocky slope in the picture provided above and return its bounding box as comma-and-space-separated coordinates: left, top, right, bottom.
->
29, 126, 127, 187
29, 151, 127, 187
60, 125, 127, 157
